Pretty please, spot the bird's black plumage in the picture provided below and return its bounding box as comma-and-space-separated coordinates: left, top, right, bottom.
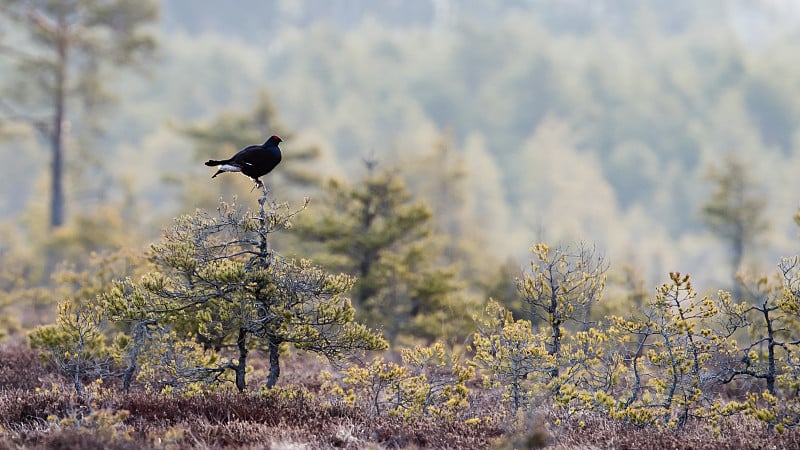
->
205, 135, 282, 188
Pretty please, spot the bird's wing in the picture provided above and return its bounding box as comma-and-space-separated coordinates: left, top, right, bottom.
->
232, 145, 262, 159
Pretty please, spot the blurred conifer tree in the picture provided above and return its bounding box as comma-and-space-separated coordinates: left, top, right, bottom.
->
701, 155, 769, 300
292, 161, 476, 344
0, 0, 158, 228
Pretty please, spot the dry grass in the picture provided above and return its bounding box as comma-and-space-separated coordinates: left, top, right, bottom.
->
1, 341, 798, 449
551, 412, 800, 450
0, 340, 53, 391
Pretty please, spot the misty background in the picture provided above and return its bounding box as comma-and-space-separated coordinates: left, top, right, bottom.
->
3, 0, 800, 295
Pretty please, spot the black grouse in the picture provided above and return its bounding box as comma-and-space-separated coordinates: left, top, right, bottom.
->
205, 135, 282, 189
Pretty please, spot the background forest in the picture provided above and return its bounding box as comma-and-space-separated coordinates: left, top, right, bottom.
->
3, 0, 800, 291
2, 1, 800, 448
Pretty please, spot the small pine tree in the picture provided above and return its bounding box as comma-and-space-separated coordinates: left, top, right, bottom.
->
710, 260, 800, 430
100, 189, 386, 391
29, 301, 123, 395
612, 273, 723, 428
518, 242, 608, 362
471, 299, 556, 412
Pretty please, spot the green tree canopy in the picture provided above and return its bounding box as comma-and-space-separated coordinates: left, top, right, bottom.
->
100, 192, 386, 391
292, 162, 475, 344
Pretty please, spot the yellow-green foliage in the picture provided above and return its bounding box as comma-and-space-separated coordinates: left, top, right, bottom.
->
521, 243, 607, 309
21, 250, 147, 393
133, 330, 222, 394
518, 242, 607, 356
701, 259, 800, 429
339, 342, 473, 419
550, 325, 626, 414
471, 299, 556, 412
472, 298, 624, 417
609, 273, 728, 428
29, 302, 106, 358
707, 390, 799, 433
342, 356, 409, 415
29, 301, 126, 394
98, 199, 386, 392
469, 265, 800, 431
397, 342, 474, 419
54, 250, 145, 307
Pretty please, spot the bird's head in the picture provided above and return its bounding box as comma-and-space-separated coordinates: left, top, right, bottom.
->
266, 135, 283, 145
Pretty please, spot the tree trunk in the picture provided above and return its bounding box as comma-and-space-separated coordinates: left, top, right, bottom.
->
763, 303, 776, 396
257, 185, 272, 263
50, 17, 68, 228
547, 287, 561, 378
235, 327, 249, 392
265, 337, 281, 388
259, 186, 282, 390
123, 321, 151, 392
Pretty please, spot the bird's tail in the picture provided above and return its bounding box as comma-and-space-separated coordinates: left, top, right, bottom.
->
205, 159, 227, 167
206, 159, 237, 178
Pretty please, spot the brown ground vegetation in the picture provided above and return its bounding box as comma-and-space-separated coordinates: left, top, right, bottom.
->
1, 341, 798, 449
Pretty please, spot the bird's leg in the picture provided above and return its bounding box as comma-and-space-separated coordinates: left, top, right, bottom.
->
250, 178, 264, 192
